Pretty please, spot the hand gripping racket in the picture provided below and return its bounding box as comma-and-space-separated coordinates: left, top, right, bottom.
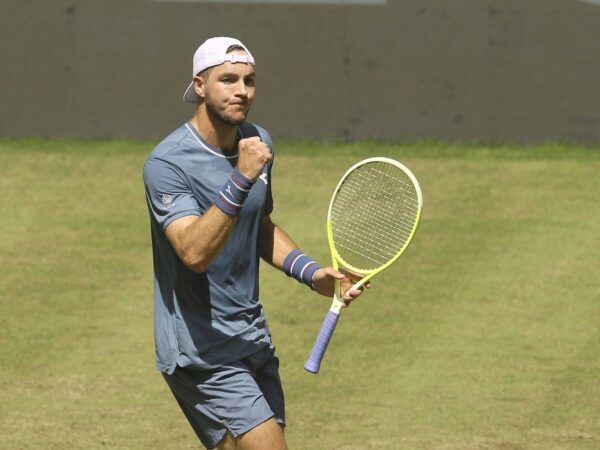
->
304, 157, 423, 374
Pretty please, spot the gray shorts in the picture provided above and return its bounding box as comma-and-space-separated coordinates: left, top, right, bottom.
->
162, 346, 285, 449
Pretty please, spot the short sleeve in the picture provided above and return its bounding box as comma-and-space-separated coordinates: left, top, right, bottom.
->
143, 157, 201, 229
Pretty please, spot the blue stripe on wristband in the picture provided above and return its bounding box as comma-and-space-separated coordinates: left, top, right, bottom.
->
283, 249, 321, 289
215, 168, 255, 216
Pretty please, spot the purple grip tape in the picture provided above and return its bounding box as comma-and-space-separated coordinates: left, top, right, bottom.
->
304, 310, 340, 374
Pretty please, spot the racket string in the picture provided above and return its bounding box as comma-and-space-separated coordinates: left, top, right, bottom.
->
330, 162, 420, 271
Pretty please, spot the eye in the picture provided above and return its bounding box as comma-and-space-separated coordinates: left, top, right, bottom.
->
221, 76, 236, 84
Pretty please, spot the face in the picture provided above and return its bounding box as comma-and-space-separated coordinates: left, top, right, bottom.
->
197, 52, 256, 126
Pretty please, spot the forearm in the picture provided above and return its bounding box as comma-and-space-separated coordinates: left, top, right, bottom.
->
258, 218, 366, 302
259, 217, 297, 269
260, 216, 322, 289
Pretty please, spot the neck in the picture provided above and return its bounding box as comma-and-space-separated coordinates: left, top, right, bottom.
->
190, 108, 239, 154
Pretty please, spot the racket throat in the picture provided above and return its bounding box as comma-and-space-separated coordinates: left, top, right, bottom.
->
330, 278, 344, 314
330, 295, 344, 314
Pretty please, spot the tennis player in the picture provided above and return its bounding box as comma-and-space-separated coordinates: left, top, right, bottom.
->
143, 37, 365, 450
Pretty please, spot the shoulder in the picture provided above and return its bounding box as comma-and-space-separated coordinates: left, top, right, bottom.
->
148, 123, 194, 160
144, 123, 203, 168
143, 124, 196, 182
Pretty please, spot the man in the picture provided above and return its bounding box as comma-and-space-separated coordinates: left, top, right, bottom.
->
143, 37, 365, 450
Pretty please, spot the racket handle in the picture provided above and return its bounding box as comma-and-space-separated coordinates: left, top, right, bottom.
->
304, 310, 340, 374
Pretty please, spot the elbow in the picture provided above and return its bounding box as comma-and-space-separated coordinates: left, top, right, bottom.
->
180, 251, 210, 274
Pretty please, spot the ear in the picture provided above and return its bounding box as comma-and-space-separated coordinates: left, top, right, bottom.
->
193, 76, 206, 99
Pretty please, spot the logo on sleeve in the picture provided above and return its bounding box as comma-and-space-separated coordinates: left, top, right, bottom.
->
161, 194, 174, 208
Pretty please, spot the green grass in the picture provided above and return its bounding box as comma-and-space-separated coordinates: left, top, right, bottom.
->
1, 138, 599, 449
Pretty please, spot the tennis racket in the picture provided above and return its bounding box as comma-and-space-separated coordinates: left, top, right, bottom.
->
304, 157, 423, 374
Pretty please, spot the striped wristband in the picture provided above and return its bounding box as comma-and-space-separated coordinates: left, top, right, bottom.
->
215, 168, 255, 216
283, 249, 321, 289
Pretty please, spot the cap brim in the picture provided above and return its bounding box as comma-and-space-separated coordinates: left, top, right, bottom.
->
183, 81, 197, 103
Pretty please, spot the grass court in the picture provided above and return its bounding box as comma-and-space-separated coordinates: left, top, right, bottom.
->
1, 139, 599, 449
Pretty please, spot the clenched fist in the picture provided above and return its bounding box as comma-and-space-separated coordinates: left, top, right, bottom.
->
237, 137, 272, 181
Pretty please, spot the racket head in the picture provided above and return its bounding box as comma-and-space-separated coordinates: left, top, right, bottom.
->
326, 157, 423, 285
305, 157, 422, 374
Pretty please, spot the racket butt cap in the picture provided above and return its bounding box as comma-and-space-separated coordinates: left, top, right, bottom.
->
303, 360, 321, 374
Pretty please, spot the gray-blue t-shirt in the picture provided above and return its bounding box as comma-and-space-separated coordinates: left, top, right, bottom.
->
143, 122, 274, 374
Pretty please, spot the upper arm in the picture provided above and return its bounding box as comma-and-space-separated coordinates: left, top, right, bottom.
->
163, 206, 237, 273
164, 215, 200, 258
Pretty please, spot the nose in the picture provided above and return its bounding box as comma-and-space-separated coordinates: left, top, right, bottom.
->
236, 80, 249, 98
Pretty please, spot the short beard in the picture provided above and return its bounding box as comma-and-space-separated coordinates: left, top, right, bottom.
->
205, 94, 248, 126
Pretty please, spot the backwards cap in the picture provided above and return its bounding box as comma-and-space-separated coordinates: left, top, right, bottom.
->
183, 37, 255, 103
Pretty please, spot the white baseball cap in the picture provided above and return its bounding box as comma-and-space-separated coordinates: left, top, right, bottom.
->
183, 37, 255, 103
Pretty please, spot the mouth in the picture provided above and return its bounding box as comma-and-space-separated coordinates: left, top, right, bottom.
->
230, 103, 250, 115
